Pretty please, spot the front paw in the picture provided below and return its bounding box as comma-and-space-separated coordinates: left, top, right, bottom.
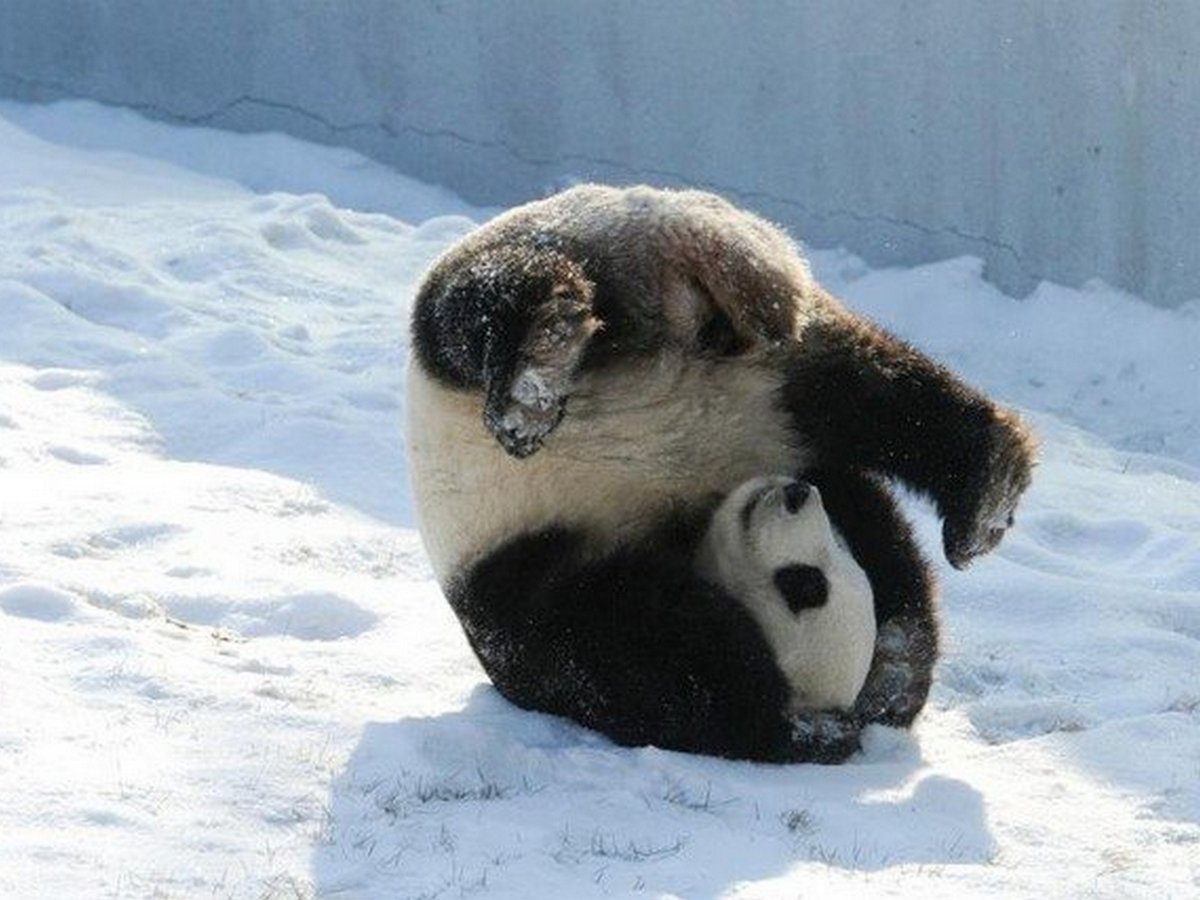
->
943, 414, 1036, 569
943, 512, 1010, 570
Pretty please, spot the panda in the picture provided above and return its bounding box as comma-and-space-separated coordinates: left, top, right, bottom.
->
695, 475, 876, 715
407, 183, 1035, 763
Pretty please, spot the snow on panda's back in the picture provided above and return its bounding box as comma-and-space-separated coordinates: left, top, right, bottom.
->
696, 475, 876, 711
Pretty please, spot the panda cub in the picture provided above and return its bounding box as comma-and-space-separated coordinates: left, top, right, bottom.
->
697, 476, 875, 713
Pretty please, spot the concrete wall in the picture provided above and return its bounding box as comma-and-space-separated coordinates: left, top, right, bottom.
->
1, 0, 1197, 306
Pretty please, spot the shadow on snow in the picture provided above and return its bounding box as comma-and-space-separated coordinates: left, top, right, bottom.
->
312, 686, 995, 898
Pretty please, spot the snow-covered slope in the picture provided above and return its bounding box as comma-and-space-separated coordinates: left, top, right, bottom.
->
1, 101, 1197, 898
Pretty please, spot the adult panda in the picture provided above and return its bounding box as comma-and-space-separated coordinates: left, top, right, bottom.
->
406, 184, 1034, 763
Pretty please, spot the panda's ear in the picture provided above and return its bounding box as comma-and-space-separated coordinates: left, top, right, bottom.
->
773, 565, 829, 614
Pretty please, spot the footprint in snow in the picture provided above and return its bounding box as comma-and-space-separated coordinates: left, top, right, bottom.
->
28, 368, 98, 391
1024, 510, 1152, 563
968, 698, 1093, 744
47, 444, 107, 465
246, 591, 378, 641
0, 583, 83, 622
51, 522, 182, 559
169, 591, 378, 642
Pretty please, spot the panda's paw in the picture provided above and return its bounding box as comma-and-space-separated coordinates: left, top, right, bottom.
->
877, 620, 911, 656
943, 501, 1013, 570
854, 661, 913, 723
943, 414, 1036, 569
485, 367, 570, 458
789, 710, 862, 764
486, 401, 566, 459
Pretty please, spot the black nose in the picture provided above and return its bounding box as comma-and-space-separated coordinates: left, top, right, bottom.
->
783, 480, 811, 514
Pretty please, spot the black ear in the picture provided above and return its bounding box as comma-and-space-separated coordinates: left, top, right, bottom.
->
773, 565, 829, 614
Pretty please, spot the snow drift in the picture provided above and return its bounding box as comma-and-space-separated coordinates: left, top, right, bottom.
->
1, 101, 1197, 898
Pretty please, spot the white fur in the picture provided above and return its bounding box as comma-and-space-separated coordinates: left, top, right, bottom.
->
696, 476, 876, 712
406, 351, 806, 583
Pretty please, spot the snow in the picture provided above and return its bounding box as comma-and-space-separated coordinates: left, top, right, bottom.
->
1, 100, 1198, 898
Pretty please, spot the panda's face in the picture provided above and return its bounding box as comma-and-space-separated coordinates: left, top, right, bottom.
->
703, 475, 840, 615
698, 474, 877, 712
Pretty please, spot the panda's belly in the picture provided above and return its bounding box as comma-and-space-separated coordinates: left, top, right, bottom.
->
407, 353, 806, 583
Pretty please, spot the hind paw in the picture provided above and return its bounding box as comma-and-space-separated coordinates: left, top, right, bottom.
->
789, 710, 862, 763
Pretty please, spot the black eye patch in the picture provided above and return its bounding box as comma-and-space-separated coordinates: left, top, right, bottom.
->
772, 565, 829, 614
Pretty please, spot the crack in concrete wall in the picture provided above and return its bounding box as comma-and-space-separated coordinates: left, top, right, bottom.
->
0, 68, 1038, 286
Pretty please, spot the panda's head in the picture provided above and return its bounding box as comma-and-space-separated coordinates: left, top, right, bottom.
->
697, 475, 877, 710
412, 239, 599, 458
699, 475, 843, 615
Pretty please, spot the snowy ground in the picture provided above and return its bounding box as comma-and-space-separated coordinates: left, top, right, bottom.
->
1, 101, 1198, 899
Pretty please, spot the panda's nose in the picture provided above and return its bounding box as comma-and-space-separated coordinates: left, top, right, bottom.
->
783, 480, 811, 514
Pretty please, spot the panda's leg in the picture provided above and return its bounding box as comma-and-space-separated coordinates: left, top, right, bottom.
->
654, 195, 812, 345
780, 303, 1036, 570
448, 526, 863, 764
659, 204, 1033, 569
412, 243, 602, 459
806, 468, 939, 728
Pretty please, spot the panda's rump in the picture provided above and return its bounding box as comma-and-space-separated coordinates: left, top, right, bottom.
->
407, 350, 806, 582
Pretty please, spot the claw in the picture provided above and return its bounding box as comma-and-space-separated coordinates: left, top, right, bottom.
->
944, 497, 1019, 569
943, 416, 1035, 567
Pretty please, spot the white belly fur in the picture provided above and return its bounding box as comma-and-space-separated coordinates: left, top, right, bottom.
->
406, 352, 807, 583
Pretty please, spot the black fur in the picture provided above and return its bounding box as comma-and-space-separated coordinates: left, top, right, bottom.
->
450, 520, 856, 764
773, 565, 830, 613
411, 241, 594, 394
447, 469, 937, 763
803, 468, 939, 730
778, 302, 1034, 569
